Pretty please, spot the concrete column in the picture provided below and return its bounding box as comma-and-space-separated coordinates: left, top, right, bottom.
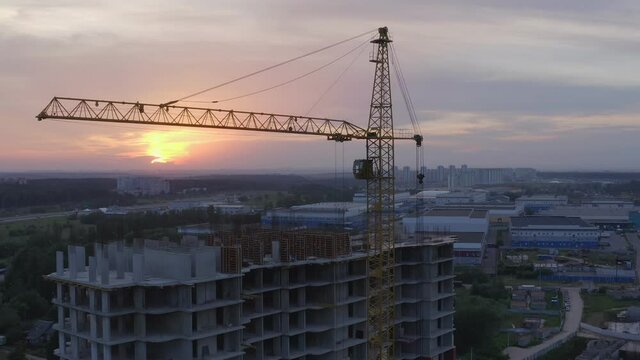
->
56, 283, 63, 302
89, 314, 97, 339
100, 250, 110, 285
95, 243, 103, 273
89, 289, 96, 311
69, 285, 76, 306
134, 288, 144, 310
58, 332, 66, 356
68, 246, 77, 279
70, 309, 78, 332
102, 317, 111, 342
57, 307, 64, 329
101, 291, 110, 313
70, 335, 79, 358
116, 242, 125, 279
56, 251, 64, 275
103, 344, 112, 360
90, 342, 98, 360
88, 256, 97, 283
135, 341, 147, 360
76, 246, 86, 272
133, 254, 144, 282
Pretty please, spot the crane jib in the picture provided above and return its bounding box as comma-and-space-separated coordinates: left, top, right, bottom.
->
36, 97, 418, 143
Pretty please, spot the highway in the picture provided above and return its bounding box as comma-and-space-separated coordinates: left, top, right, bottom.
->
504, 287, 583, 360
0, 211, 75, 224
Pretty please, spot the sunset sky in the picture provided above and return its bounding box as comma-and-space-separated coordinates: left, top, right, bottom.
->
2, 1, 640, 172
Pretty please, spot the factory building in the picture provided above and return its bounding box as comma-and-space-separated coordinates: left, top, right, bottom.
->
539, 199, 637, 229
403, 209, 489, 266
433, 203, 523, 225
515, 195, 568, 212
261, 202, 367, 231
402, 209, 489, 234
510, 216, 600, 249
433, 191, 487, 205
48, 234, 455, 360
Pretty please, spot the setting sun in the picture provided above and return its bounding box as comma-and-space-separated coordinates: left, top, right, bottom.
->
142, 131, 192, 164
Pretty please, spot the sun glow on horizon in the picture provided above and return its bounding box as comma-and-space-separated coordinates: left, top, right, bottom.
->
142, 131, 192, 165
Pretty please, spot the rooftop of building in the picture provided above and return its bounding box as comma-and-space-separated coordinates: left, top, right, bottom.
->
435, 190, 487, 198
290, 202, 366, 212
435, 203, 521, 210
583, 198, 634, 204
539, 206, 633, 221
516, 195, 568, 201
48, 235, 455, 290
511, 216, 595, 228
413, 190, 450, 199
425, 208, 488, 219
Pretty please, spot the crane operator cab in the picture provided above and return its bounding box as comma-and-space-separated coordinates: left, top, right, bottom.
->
353, 159, 374, 180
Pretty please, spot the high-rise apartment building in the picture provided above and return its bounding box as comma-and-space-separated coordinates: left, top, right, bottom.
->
48, 234, 455, 360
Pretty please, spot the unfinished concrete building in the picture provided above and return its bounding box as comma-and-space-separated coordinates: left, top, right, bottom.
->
48, 232, 455, 360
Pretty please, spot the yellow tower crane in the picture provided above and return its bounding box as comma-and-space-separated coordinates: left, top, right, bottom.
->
36, 27, 422, 359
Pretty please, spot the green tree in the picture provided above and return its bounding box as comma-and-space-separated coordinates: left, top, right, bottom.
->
457, 269, 489, 285
0, 305, 20, 333
455, 296, 505, 357
9, 290, 50, 320
471, 278, 509, 301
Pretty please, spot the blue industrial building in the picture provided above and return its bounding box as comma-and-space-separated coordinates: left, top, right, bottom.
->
510, 216, 600, 249
261, 202, 367, 230
542, 268, 636, 283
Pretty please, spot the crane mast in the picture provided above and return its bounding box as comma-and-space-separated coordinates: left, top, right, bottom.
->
36, 26, 419, 360
366, 26, 395, 359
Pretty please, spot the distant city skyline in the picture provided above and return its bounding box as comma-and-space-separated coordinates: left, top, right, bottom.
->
2, 1, 640, 171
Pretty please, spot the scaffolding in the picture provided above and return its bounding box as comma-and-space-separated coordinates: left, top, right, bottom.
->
221, 244, 241, 274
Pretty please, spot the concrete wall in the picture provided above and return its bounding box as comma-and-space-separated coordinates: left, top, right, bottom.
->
143, 249, 191, 280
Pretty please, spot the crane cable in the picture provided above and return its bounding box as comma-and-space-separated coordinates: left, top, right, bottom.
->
390, 44, 426, 248
305, 37, 370, 117
183, 35, 373, 105
165, 28, 378, 105
390, 44, 421, 136
390, 45, 425, 185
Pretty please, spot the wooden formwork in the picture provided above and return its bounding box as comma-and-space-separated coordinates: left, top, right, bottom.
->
253, 229, 278, 255
302, 231, 352, 259
221, 244, 241, 274
334, 232, 352, 257
280, 231, 304, 263
241, 235, 265, 265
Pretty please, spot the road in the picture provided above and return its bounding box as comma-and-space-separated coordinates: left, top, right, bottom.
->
629, 233, 640, 284
0, 211, 75, 224
504, 287, 583, 360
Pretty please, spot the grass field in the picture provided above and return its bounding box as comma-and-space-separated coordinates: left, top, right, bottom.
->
582, 292, 637, 326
